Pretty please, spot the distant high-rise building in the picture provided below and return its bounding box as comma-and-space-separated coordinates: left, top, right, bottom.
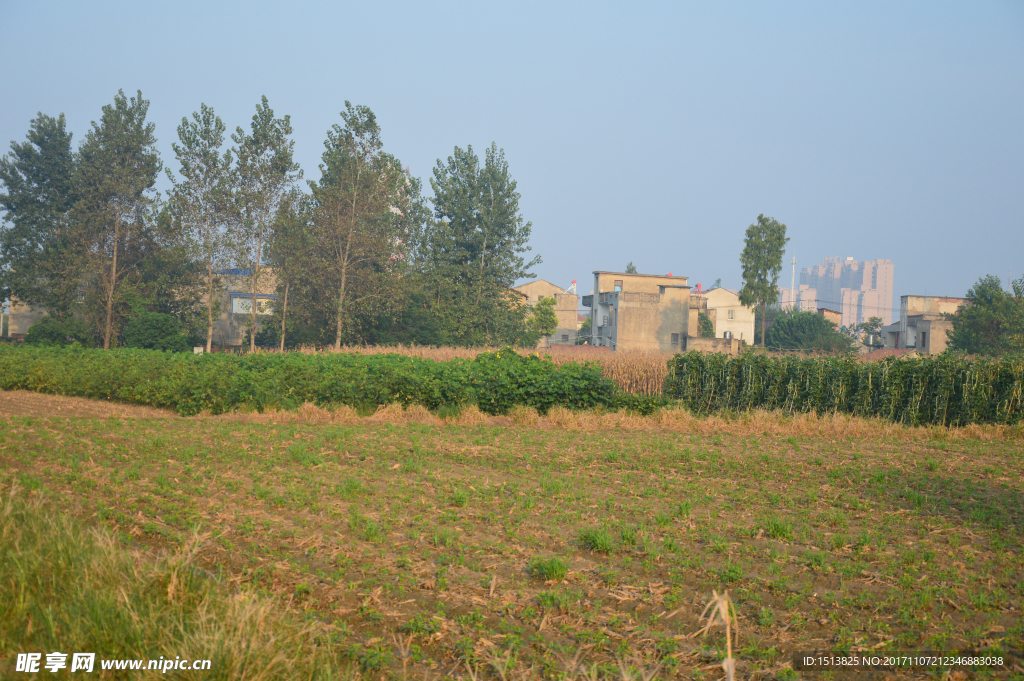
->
785, 257, 895, 327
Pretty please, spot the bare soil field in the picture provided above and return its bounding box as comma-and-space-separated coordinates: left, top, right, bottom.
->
0, 389, 175, 419
1, 398, 1022, 679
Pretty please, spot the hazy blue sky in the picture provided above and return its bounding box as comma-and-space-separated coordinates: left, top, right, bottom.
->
2, 1, 1022, 318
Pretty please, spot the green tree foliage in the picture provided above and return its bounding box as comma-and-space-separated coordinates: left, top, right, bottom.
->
421, 143, 540, 346
168, 104, 231, 352
738, 215, 789, 346
531, 296, 558, 338
123, 311, 190, 352
857, 316, 883, 347
764, 309, 856, 353
698, 312, 714, 337
227, 97, 301, 352
25, 317, 95, 347
947, 275, 1024, 356
74, 90, 164, 349
308, 103, 409, 349
0, 113, 82, 319
753, 304, 787, 345
625, 262, 637, 274
576, 316, 592, 345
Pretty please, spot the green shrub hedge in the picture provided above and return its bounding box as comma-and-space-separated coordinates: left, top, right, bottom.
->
0, 346, 617, 417
664, 352, 1024, 426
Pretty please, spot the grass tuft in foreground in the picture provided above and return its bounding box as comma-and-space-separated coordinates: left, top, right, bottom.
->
0, 487, 353, 680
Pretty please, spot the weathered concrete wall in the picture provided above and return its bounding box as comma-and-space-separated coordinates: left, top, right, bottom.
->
7, 298, 46, 338
916, 318, 954, 354
552, 292, 579, 345
818, 308, 842, 327
609, 287, 690, 352
589, 271, 691, 350
902, 295, 967, 318
593, 271, 689, 296
684, 337, 742, 356
899, 296, 966, 348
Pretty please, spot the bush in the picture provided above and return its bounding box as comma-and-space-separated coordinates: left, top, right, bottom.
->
664, 351, 1024, 426
25, 317, 95, 347
469, 349, 616, 415
764, 310, 855, 353
123, 312, 191, 352
0, 345, 618, 417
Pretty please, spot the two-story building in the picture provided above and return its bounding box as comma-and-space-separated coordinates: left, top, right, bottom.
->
582, 271, 692, 351
700, 287, 755, 343
881, 295, 967, 353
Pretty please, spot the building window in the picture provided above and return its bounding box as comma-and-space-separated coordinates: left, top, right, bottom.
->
728, 310, 735, 320
561, 334, 569, 342
921, 332, 926, 348
671, 333, 679, 345
614, 279, 623, 292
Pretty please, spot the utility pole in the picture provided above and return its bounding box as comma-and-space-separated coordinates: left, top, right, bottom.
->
790, 256, 796, 309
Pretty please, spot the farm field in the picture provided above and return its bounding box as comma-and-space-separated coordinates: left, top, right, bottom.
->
1, 396, 1023, 679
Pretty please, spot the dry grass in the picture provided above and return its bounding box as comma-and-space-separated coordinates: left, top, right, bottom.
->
0, 486, 355, 680
217, 401, 1024, 442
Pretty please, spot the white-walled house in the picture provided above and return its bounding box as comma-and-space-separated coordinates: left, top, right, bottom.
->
702, 287, 755, 343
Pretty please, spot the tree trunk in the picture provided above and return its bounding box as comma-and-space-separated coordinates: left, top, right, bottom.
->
334, 174, 359, 352
476, 234, 487, 305
249, 238, 261, 353
103, 214, 121, 350
206, 259, 214, 353
334, 261, 347, 351
761, 301, 766, 347
279, 280, 289, 352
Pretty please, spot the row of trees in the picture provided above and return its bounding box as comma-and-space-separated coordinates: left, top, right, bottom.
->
0, 91, 545, 349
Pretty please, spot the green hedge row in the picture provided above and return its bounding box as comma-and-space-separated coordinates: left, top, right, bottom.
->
0, 346, 620, 417
664, 352, 1024, 426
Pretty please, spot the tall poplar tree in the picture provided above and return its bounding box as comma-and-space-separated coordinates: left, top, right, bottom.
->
265, 190, 311, 351
228, 97, 300, 351
738, 214, 789, 347
74, 90, 162, 349
309, 102, 408, 350
168, 104, 231, 352
421, 142, 540, 345
0, 113, 82, 320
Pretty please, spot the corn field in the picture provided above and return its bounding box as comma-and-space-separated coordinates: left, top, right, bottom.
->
664, 352, 1024, 426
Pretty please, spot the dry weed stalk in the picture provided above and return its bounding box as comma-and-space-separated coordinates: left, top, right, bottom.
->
614, 655, 662, 681
694, 590, 738, 681
392, 633, 414, 680
486, 648, 515, 681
